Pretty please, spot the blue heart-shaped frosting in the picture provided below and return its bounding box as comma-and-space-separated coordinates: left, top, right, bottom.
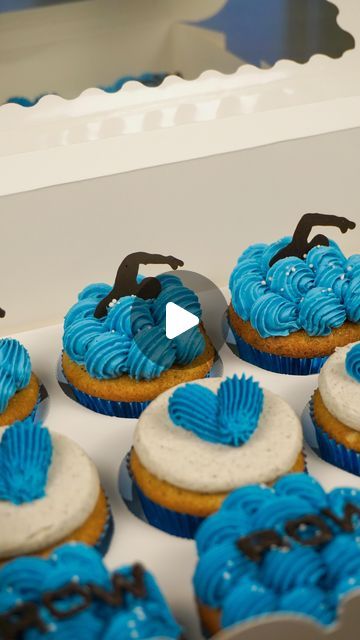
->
168, 374, 264, 447
0, 417, 52, 505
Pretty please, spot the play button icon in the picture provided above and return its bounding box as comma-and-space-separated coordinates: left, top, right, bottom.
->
165, 302, 199, 339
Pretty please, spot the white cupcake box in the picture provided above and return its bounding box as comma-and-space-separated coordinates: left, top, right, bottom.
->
0, 0, 359, 333
1, 1, 360, 637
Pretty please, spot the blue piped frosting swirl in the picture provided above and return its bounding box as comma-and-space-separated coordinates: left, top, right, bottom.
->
169, 375, 264, 446
346, 342, 360, 383
0, 339, 32, 413
230, 240, 359, 337
0, 418, 52, 504
0, 543, 182, 639
194, 473, 360, 628
63, 276, 205, 381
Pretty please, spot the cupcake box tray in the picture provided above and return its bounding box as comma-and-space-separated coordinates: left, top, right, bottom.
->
12, 311, 360, 639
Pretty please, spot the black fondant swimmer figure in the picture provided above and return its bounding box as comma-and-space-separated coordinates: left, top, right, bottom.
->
0, 308, 5, 318
269, 213, 356, 267
94, 252, 184, 318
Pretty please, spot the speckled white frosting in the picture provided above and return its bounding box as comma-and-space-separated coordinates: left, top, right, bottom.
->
319, 343, 360, 431
133, 377, 303, 493
0, 432, 100, 559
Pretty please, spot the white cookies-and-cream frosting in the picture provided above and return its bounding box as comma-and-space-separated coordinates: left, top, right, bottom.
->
318, 343, 360, 431
0, 432, 100, 559
133, 377, 303, 493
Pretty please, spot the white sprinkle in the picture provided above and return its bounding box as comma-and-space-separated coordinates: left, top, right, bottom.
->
286, 272, 290, 277
133, 606, 146, 620
71, 575, 80, 583
347, 266, 353, 271
303, 253, 307, 258
261, 280, 266, 286
280, 288, 284, 292
291, 266, 296, 272
309, 264, 314, 269
340, 274, 345, 280
328, 288, 332, 292
268, 276, 273, 281
48, 624, 57, 633
223, 571, 231, 580
348, 578, 356, 586
15, 599, 23, 606
112, 298, 117, 303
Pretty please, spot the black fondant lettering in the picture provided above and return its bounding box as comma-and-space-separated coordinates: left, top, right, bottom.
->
94, 252, 184, 318
42, 583, 90, 620
237, 529, 287, 562
269, 213, 356, 267
237, 502, 360, 563
285, 515, 333, 546
0, 602, 46, 639
0, 564, 147, 635
90, 564, 146, 605
322, 502, 360, 533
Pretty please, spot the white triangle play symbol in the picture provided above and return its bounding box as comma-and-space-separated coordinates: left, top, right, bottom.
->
165, 302, 199, 339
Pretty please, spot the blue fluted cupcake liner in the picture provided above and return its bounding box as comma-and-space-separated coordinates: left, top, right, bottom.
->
69, 372, 211, 418
68, 384, 150, 418
119, 452, 204, 539
58, 352, 215, 419
94, 496, 114, 556
120, 447, 308, 539
230, 327, 328, 376
133, 478, 205, 539
309, 399, 360, 476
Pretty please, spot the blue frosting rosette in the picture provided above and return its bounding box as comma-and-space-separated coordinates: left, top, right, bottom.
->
194, 473, 360, 634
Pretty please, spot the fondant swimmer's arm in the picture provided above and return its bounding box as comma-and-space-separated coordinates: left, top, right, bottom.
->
94, 252, 184, 318
269, 213, 356, 267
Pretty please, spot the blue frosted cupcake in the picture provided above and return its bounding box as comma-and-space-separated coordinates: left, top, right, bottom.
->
129, 374, 304, 539
194, 473, 360, 636
311, 341, 360, 475
229, 213, 360, 374
0, 338, 41, 427
0, 543, 182, 639
62, 253, 214, 418
0, 418, 113, 562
